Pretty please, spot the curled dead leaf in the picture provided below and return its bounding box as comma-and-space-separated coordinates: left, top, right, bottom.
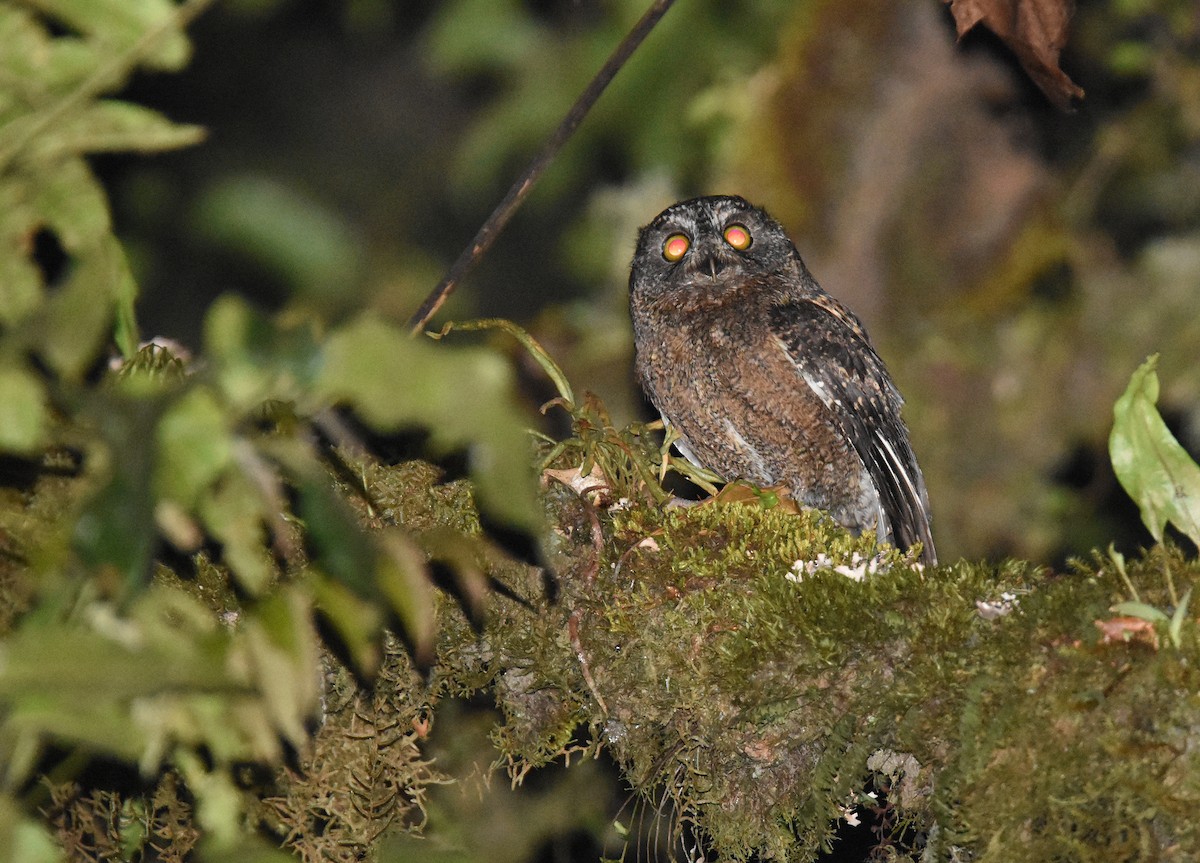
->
1094, 616, 1159, 650
542, 464, 613, 507
944, 0, 1084, 110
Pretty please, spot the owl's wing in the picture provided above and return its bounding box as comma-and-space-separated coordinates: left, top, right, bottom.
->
769, 299, 937, 566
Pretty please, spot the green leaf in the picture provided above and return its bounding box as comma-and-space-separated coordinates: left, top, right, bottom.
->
28, 0, 194, 71
173, 751, 242, 851
377, 530, 436, 664
294, 472, 378, 596
293, 468, 438, 667
192, 174, 363, 312
37, 234, 135, 379
0, 616, 232, 772
0, 239, 42, 326
27, 100, 204, 159
1110, 355, 1200, 548
310, 573, 383, 675
317, 313, 542, 534
0, 794, 61, 863
0, 7, 95, 98
198, 469, 275, 595
1169, 587, 1192, 650
0, 159, 113, 330
73, 393, 162, 590
0, 367, 46, 453
30, 157, 112, 251
241, 588, 321, 751
0, 583, 325, 786
203, 294, 321, 411
1109, 600, 1169, 623
156, 387, 233, 507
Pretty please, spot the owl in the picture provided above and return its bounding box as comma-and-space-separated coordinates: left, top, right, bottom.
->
629, 195, 937, 566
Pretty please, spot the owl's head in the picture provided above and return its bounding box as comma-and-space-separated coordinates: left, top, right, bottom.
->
629, 195, 807, 306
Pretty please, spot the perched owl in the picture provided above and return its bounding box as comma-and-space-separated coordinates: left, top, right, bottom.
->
629, 195, 937, 566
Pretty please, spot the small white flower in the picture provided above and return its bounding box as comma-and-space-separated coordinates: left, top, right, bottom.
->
976, 591, 1020, 620
788, 551, 882, 583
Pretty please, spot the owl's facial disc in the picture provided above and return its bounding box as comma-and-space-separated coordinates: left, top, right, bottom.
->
632, 195, 792, 300
684, 228, 748, 282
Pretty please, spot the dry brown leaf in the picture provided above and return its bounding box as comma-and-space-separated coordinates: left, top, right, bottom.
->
542, 464, 613, 506
944, 0, 1084, 109
705, 481, 804, 513
1094, 616, 1159, 650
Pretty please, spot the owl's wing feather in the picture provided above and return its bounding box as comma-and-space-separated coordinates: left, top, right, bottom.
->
769, 300, 937, 566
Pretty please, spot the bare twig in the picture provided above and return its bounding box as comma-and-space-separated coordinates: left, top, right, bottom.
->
408, 0, 680, 334
569, 609, 609, 715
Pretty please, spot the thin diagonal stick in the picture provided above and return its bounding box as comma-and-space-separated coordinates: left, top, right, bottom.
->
408, 0, 679, 334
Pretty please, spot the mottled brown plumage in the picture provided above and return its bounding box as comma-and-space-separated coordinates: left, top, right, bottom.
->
629, 195, 937, 566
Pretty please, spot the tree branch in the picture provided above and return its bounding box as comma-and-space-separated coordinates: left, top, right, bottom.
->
408, 0, 679, 335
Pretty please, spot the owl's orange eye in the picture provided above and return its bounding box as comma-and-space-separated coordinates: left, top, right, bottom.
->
723, 223, 752, 250
662, 234, 690, 262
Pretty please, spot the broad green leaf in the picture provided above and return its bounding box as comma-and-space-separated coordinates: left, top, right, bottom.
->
310, 572, 384, 675
1109, 600, 1169, 623
0, 163, 132, 374
203, 295, 274, 406
377, 530, 435, 663
0, 794, 61, 863
292, 467, 437, 665
241, 588, 320, 750
293, 472, 377, 596
198, 469, 275, 594
26, 100, 204, 159
317, 313, 542, 533
0, 617, 233, 771
0, 620, 231, 703
203, 294, 322, 410
0, 241, 41, 326
31, 157, 111, 250
0, 171, 43, 323
0, 7, 95, 98
156, 387, 233, 507
174, 751, 242, 851
0, 367, 46, 453
26, 0, 193, 71
73, 394, 161, 590
36, 234, 132, 378
193, 174, 363, 311
0, 584, 325, 783
1110, 355, 1200, 547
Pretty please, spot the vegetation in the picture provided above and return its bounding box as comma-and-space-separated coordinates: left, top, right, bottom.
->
0, 1, 1199, 862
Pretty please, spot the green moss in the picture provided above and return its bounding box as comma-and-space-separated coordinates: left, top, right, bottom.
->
442, 468, 1200, 860
260, 639, 442, 863
45, 772, 199, 863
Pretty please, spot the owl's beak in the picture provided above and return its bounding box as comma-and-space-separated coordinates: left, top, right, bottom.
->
696, 253, 727, 280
